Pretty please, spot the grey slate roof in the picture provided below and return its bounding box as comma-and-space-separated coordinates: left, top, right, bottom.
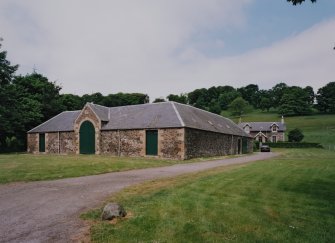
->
238, 122, 286, 132
28, 111, 81, 133
28, 102, 250, 137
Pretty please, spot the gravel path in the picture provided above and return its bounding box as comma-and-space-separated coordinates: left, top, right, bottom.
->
0, 152, 279, 243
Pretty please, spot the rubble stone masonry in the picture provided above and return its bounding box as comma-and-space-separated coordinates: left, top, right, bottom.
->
59, 132, 76, 154
27, 133, 38, 153
185, 128, 242, 159
46, 133, 59, 154
158, 128, 184, 160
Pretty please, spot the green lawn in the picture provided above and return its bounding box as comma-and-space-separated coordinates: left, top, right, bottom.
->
83, 148, 335, 242
224, 110, 335, 148
0, 153, 236, 184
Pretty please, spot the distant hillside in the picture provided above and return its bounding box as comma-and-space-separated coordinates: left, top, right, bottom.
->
224, 110, 335, 149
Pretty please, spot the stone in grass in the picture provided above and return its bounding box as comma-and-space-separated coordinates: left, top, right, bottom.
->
101, 203, 127, 221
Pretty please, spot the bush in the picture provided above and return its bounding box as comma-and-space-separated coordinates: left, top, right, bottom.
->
288, 128, 304, 142
263, 142, 323, 148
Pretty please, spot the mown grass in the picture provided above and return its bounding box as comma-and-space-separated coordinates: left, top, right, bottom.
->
83, 148, 335, 242
224, 110, 335, 148
0, 153, 238, 184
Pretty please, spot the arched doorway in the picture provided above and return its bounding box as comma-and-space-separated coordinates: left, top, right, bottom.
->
79, 121, 95, 154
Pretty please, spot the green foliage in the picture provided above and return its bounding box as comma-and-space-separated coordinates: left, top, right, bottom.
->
316, 82, 335, 114
85, 148, 335, 242
229, 97, 252, 116
287, 0, 316, 5
152, 98, 166, 103
166, 93, 188, 104
279, 86, 313, 116
264, 142, 322, 148
288, 128, 304, 142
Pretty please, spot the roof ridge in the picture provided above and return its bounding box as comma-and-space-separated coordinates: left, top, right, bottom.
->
171, 102, 185, 127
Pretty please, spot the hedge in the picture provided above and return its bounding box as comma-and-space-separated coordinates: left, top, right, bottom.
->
263, 142, 323, 148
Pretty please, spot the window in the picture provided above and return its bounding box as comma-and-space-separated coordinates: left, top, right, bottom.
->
272, 136, 277, 143
272, 125, 277, 132
244, 126, 250, 133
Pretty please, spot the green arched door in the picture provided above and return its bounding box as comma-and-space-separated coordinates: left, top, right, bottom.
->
80, 121, 95, 154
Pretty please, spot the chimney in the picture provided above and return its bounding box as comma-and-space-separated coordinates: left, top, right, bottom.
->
281, 116, 284, 124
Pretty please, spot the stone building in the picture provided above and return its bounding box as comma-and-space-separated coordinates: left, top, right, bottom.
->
238, 117, 286, 143
27, 102, 253, 160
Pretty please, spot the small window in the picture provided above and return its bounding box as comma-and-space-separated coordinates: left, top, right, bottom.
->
272, 136, 277, 143
272, 125, 277, 132
244, 126, 250, 133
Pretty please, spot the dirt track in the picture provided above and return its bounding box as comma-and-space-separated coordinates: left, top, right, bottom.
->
0, 152, 279, 243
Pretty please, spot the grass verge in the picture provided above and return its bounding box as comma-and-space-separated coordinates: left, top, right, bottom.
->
82, 148, 335, 242
0, 153, 239, 184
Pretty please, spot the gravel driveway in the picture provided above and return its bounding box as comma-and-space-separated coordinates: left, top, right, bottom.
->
0, 152, 278, 243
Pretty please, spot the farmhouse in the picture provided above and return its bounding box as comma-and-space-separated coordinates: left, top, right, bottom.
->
238, 117, 286, 143
27, 102, 253, 159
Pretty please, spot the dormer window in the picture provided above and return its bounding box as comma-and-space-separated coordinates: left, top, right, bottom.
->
272, 125, 277, 132
244, 124, 250, 133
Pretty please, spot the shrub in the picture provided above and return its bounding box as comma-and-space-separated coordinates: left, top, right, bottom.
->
288, 128, 304, 142
263, 142, 323, 148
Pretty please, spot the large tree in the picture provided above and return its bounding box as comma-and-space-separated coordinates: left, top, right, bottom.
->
0, 39, 19, 150
229, 97, 252, 117
279, 86, 312, 116
316, 82, 335, 113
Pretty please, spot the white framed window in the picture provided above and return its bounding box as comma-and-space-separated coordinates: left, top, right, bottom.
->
272, 125, 277, 132
244, 126, 250, 133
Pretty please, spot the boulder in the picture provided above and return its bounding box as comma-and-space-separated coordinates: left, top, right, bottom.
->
101, 203, 126, 220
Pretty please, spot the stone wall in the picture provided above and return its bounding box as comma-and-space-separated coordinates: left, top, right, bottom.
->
27, 133, 38, 153
60, 132, 76, 154
74, 104, 101, 154
100, 130, 145, 157
158, 128, 184, 160
184, 128, 245, 159
100, 131, 119, 156
46, 133, 59, 154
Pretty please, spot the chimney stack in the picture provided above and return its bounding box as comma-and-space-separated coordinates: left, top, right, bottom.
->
281, 116, 284, 124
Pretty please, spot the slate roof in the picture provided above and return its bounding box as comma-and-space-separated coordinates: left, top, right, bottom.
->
28, 102, 250, 137
28, 111, 81, 133
238, 122, 286, 132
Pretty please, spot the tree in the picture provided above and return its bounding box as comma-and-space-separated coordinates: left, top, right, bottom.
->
167, 93, 188, 104
237, 84, 259, 108
208, 100, 221, 115
279, 86, 312, 116
0, 39, 19, 151
259, 97, 272, 112
270, 82, 288, 108
287, 0, 316, 5
153, 98, 166, 103
316, 82, 335, 113
229, 97, 252, 116
59, 94, 84, 111
288, 128, 304, 142
218, 90, 240, 110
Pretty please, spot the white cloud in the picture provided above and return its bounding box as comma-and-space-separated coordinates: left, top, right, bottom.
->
0, 0, 333, 100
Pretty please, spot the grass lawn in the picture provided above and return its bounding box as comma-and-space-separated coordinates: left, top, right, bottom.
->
0, 153, 237, 184
82, 148, 335, 242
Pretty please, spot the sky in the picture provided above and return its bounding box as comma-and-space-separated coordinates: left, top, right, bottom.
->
1, 0, 334, 100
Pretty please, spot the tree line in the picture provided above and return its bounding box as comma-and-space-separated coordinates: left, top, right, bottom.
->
154, 81, 335, 117
1, 39, 334, 152
0, 41, 149, 152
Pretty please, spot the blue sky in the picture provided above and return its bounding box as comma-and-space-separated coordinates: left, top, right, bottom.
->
0, 0, 334, 100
